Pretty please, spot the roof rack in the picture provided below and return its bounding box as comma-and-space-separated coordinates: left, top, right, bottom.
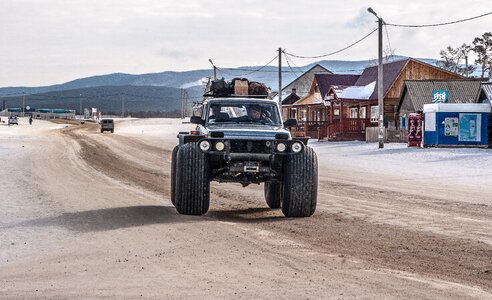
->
203, 78, 272, 100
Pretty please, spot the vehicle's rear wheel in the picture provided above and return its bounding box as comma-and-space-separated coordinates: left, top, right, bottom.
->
111, 129, 114, 133
175, 143, 210, 215
264, 181, 282, 208
170, 145, 179, 206
281, 146, 318, 217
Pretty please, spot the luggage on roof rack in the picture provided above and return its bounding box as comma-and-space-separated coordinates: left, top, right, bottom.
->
203, 78, 270, 99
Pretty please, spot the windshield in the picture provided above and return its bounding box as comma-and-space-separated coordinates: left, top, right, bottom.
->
206, 102, 281, 125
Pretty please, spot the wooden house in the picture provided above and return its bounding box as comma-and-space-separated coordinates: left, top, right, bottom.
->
398, 80, 483, 126
280, 63, 332, 116
285, 58, 463, 140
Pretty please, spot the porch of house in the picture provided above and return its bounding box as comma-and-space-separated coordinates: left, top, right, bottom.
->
285, 101, 377, 141
290, 118, 373, 141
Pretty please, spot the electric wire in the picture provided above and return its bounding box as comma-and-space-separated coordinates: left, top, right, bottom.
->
215, 54, 279, 77
284, 27, 378, 59
284, 52, 307, 77
386, 11, 492, 27
384, 24, 393, 55
284, 54, 300, 78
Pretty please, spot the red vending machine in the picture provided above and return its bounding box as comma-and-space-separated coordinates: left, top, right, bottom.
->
408, 113, 423, 147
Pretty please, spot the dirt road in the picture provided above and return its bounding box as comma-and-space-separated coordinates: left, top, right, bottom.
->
1, 118, 491, 299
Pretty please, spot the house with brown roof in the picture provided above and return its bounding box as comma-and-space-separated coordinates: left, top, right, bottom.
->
279, 64, 332, 103
286, 58, 463, 140
282, 74, 360, 139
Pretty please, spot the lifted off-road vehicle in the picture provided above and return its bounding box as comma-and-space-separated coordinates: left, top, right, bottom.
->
170, 79, 318, 217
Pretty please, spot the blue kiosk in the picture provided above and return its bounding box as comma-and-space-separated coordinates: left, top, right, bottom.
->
423, 103, 491, 147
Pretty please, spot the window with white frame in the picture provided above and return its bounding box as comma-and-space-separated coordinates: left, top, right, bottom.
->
360, 107, 366, 118
349, 108, 358, 118
370, 106, 379, 122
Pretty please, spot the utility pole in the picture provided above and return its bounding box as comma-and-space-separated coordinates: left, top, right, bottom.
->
121, 94, 125, 117
22, 92, 25, 117
368, 7, 384, 149
184, 89, 189, 117
209, 59, 217, 81
79, 94, 83, 119
278, 47, 282, 108
180, 88, 184, 119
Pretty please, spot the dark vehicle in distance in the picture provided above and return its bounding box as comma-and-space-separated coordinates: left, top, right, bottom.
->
8, 116, 18, 126
100, 119, 114, 133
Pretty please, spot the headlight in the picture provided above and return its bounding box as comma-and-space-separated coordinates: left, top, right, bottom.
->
276, 143, 286, 152
291, 142, 302, 153
215, 141, 225, 151
199, 140, 211, 151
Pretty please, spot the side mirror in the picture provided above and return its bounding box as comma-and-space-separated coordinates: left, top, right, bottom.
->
283, 118, 297, 127
190, 116, 204, 125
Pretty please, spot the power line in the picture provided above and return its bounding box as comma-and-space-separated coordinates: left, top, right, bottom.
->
283, 52, 306, 77
284, 27, 378, 59
284, 54, 300, 78
386, 11, 492, 28
384, 24, 393, 55
216, 54, 279, 77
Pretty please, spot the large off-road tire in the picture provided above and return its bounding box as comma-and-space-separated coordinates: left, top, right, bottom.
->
175, 143, 210, 215
264, 181, 282, 208
281, 146, 318, 217
170, 145, 179, 206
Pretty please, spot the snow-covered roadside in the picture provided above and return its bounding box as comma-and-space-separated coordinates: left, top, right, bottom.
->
114, 118, 492, 203
310, 140, 492, 189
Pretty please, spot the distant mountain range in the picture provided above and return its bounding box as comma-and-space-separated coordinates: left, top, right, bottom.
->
0, 55, 457, 115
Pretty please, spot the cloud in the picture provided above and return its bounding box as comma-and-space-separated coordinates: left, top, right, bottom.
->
156, 47, 198, 60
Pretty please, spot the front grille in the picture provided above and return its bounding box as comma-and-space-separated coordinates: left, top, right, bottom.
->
229, 140, 270, 153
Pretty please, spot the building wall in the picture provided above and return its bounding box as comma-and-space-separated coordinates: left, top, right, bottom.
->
281, 65, 332, 99
385, 60, 462, 124
399, 91, 415, 116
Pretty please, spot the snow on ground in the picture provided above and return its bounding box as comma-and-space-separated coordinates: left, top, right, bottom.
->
310, 140, 492, 187
2, 117, 491, 202
111, 118, 492, 195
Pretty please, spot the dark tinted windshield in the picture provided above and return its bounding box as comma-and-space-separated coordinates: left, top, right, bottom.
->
207, 102, 281, 125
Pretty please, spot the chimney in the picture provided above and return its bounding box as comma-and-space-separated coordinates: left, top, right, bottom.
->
291, 88, 297, 95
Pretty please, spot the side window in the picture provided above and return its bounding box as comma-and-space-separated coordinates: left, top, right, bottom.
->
193, 103, 204, 118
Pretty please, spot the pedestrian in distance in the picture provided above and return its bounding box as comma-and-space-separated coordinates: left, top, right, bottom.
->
29, 116, 33, 125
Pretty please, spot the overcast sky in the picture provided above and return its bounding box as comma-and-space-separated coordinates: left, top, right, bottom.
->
1, 0, 491, 87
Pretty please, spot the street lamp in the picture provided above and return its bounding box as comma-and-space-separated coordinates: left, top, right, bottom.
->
367, 7, 385, 149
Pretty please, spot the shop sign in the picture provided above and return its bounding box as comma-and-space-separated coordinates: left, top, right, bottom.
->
432, 90, 449, 103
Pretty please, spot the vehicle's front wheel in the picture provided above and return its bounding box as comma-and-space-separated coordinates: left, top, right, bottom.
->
175, 143, 210, 215
281, 146, 318, 217
264, 181, 282, 208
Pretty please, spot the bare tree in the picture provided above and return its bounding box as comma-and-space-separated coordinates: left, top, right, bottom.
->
438, 44, 476, 76
472, 32, 492, 79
